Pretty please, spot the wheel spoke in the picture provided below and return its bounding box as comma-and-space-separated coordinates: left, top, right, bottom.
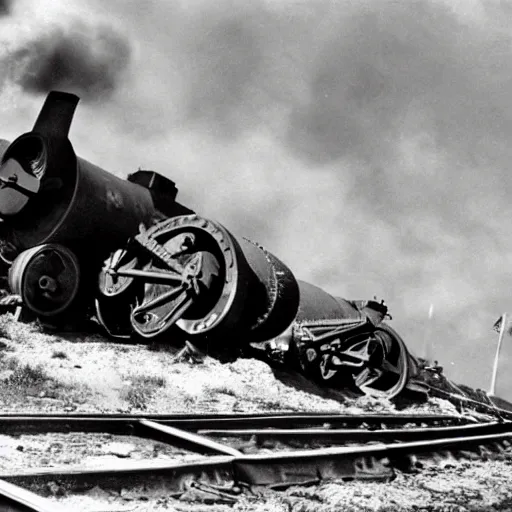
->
132, 284, 189, 314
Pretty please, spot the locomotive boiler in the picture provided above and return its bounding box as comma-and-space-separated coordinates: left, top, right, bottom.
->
0, 91, 425, 400
0, 91, 191, 319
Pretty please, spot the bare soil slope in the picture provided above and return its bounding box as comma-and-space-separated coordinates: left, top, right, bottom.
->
1, 313, 511, 512
0, 313, 457, 416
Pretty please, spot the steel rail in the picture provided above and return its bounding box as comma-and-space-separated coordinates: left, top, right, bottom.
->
197, 420, 512, 444
1, 416, 495, 456
1, 428, 511, 491
232, 430, 512, 485
0, 411, 505, 508
0, 457, 235, 497
0, 478, 66, 512
0, 412, 467, 436
137, 419, 243, 456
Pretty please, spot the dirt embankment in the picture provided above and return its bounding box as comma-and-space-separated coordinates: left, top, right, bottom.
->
0, 313, 459, 416
1, 313, 510, 512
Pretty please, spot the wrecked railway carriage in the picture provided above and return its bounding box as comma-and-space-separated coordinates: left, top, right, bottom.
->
0, 91, 425, 400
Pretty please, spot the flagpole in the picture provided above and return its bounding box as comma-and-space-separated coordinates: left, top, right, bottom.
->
422, 303, 434, 363
489, 312, 507, 397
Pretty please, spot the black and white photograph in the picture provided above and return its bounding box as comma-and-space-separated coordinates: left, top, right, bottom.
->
0, 0, 511, 510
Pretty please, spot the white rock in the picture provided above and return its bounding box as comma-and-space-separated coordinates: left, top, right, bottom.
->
101, 442, 136, 458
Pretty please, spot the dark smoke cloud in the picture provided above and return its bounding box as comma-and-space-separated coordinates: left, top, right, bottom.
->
12, 20, 131, 100
0, 0, 11, 15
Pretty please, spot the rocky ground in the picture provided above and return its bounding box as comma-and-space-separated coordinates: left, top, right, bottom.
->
0, 313, 459, 416
45, 458, 512, 512
0, 432, 201, 471
0, 313, 510, 511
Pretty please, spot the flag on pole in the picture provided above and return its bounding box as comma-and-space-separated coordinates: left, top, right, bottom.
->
493, 315, 505, 333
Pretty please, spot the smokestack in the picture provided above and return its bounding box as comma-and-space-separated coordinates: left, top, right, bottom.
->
32, 91, 79, 138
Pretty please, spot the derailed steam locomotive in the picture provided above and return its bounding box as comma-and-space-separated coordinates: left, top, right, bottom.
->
0, 91, 426, 400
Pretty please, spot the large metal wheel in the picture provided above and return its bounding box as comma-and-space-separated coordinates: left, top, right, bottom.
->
289, 322, 411, 400
129, 219, 225, 339
96, 220, 226, 340
8, 244, 80, 317
96, 248, 146, 338
351, 324, 411, 400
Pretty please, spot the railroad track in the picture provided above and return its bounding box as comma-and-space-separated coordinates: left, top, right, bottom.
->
0, 411, 511, 511
0, 411, 469, 434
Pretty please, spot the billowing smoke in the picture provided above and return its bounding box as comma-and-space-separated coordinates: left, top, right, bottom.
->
2, 0, 512, 393
5, 18, 131, 101
0, 0, 11, 15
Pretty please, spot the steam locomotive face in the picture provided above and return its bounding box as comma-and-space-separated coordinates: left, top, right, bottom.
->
0, 91, 426, 402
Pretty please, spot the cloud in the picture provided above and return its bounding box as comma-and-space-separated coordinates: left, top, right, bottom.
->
0, 0, 11, 15
4, 17, 131, 101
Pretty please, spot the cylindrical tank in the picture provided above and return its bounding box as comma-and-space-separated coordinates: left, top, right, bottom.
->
0, 93, 158, 262
97, 214, 301, 343
294, 281, 365, 322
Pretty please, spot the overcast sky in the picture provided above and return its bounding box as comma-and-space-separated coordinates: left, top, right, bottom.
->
0, 0, 511, 395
